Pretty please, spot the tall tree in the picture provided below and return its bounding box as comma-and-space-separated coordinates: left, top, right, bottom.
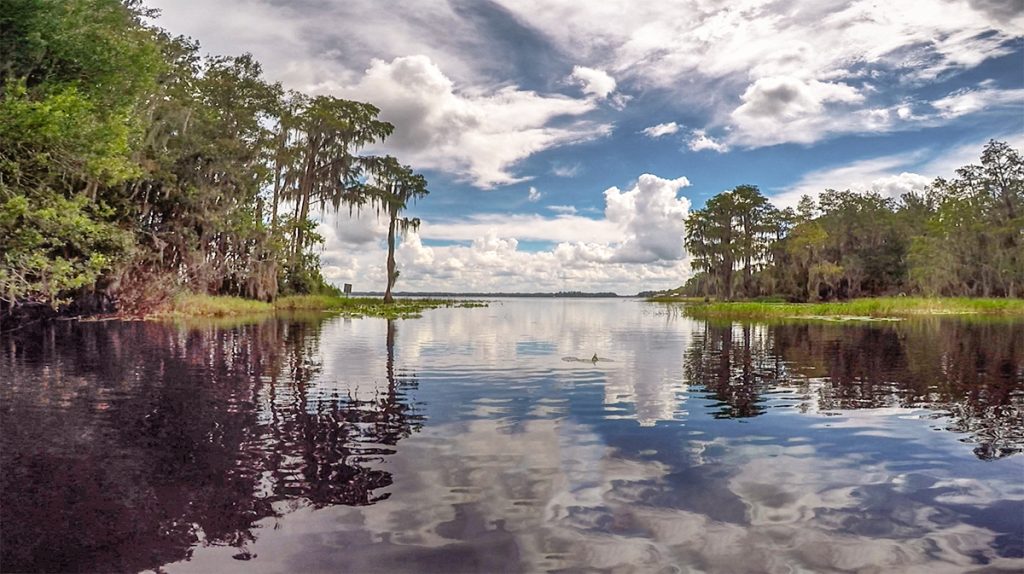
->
366, 157, 429, 303
282, 97, 393, 262
685, 185, 776, 300
918, 140, 1024, 297
731, 185, 775, 297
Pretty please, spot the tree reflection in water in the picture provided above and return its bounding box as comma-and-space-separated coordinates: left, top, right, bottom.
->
684, 319, 1023, 459
2, 312, 1022, 573
0, 317, 420, 573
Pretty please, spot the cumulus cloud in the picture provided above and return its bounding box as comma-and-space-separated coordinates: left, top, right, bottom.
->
527, 186, 542, 202
687, 129, 729, 152
641, 122, 681, 138
569, 65, 617, 99
318, 174, 693, 293
603, 175, 692, 263
338, 55, 610, 188
729, 76, 867, 146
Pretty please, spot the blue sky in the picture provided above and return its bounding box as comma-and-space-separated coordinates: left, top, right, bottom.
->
149, 0, 1024, 293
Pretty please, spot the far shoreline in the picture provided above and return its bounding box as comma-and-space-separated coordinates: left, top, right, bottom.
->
646, 296, 1024, 319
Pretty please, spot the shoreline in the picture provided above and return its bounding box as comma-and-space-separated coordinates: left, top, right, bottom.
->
150, 294, 486, 320
646, 296, 1024, 319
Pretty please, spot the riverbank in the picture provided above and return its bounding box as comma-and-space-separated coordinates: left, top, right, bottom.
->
647, 296, 1024, 319
157, 294, 485, 320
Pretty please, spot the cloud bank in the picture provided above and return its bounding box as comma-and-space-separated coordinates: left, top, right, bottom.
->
319, 174, 692, 293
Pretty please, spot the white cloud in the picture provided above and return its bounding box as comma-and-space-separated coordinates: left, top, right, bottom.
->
147, 0, 507, 89
317, 174, 693, 293
492, 0, 1024, 147
527, 186, 542, 202
551, 162, 582, 177
772, 152, 932, 209
773, 134, 1024, 208
148, 0, 1024, 162
930, 86, 1024, 118
729, 76, 867, 146
918, 132, 1024, 177
603, 174, 692, 263
142, 6, 614, 189
642, 122, 681, 138
338, 55, 610, 188
425, 213, 620, 244
569, 65, 618, 99
547, 204, 578, 215
687, 129, 729, 152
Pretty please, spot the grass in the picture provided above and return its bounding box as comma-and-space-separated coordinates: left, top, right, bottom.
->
649, 296, 1024, 319
274, 295, 477, 319
166, 294, 273, 317
158, 294, 485, 320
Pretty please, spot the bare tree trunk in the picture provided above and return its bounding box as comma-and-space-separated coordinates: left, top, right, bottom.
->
384, 213, 397, 303
290, 198, 301, 259
292, 136, 320, 264
271, 157, 281, 232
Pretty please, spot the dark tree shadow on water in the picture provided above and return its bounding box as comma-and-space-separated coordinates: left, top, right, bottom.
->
684, 319, 1023, 459
0, 317, 420, 573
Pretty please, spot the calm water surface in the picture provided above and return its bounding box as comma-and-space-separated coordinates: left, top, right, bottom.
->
2, 300, 1022, 573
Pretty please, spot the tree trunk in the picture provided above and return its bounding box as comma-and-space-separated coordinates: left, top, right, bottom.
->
271, 155, 282, 232
383, 212, 397, 303
293, 136, 320, 264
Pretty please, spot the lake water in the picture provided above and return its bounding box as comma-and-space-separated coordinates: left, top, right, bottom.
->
2, 299, 1022, 573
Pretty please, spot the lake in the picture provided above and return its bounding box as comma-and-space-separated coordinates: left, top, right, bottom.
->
1, 299, 1022, 573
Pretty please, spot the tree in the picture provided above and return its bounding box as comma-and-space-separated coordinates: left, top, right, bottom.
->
0, 0, 161, 310
918, 140, 1024, 297
366, 157, 429, 303
684, 185, 776, 299
280, 97, 393, 267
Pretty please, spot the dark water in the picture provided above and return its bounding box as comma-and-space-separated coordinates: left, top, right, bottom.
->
2, 300, 1022, 573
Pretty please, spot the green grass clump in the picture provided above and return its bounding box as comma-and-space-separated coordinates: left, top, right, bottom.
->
646, 295, 707, 303
153, 294, 485, 320
275, 295, 462, 319
651, 296, 1024, 319
167, 294, 273, 317
273, 294, 353, 310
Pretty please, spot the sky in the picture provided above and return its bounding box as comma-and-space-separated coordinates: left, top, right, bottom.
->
147, 0, 1024, 294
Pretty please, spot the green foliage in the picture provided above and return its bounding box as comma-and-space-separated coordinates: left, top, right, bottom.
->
0, 0, 160, 187
364, 157, 430, 302
681, 140, 1023, 302
685, 184, 776, 300
905, 141, 1023, 297
157, 294, 476, 320
0, 0, 430, 317
668, 297, 1024, 320
168, 293, 273, 317
0, 191, 132, 305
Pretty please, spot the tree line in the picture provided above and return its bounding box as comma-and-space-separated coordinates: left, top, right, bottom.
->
684, 140, 1023, 301
0, 0, 427, 317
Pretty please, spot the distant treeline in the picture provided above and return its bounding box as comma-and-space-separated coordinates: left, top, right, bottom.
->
681, 140, 1023, 301
1, 0, 427, 320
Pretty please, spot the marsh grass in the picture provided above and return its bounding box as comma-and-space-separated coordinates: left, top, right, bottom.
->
160, 294, 483, 320
650, 296, 1024, 319
169, 294, 273, 317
